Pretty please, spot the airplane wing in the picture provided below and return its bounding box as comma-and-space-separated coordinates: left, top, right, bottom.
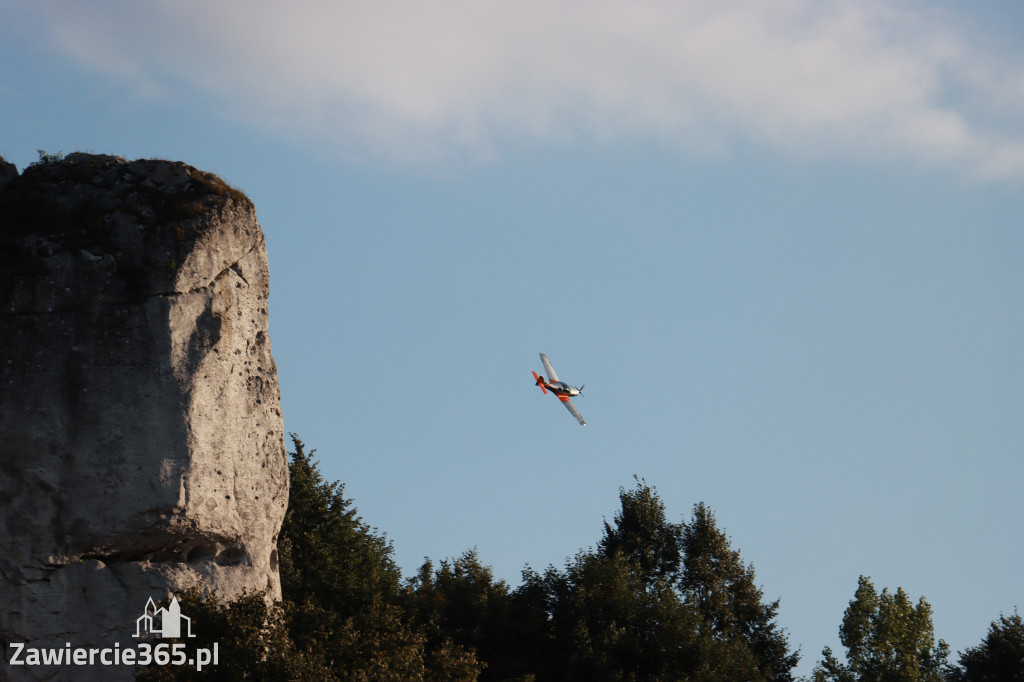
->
539, 353, 559, 382
559, 395, 586, 426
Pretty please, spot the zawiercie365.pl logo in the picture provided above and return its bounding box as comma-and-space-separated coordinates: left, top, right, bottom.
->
7, 596, 219, 672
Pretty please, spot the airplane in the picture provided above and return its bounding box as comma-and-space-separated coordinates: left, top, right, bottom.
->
532, 353, 586, 426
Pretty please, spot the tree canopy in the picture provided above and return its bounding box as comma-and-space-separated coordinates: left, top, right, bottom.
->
814, 575, 950, 682
679, 502, 798, 682
953, 611, 1024, 682
136, 438, 1022, 681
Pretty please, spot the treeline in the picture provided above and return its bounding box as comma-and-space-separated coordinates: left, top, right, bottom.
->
139, 437, 1024, 681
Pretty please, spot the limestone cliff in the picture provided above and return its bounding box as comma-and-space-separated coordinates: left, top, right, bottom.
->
0, 153, 288, 679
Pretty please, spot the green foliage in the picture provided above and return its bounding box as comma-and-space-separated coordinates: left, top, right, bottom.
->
135, 590, 334, 681
953, 611, 1024, 681
132, 446, 860, 682
680, 502, 798, 682
405, 551, 502, 680
814, 575, 950, 682
278, 434, 401, 615
598, 476, 684, 586
33, 149, 64, 165
591, 481, 797, 680
490, 479, 797, 682
278, 434, 480, 681
542, 550, 707, 681
118, 428, 1024, 682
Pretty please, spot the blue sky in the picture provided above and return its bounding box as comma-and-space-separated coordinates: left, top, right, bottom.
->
3, 0, 1022, 674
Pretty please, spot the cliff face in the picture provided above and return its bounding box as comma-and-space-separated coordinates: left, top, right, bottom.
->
0, 154, 288, 676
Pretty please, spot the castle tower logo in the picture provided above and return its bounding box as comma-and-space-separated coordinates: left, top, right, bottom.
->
133, 597, 196, 639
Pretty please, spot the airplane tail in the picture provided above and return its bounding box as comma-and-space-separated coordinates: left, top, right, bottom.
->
532, 371, 548, 394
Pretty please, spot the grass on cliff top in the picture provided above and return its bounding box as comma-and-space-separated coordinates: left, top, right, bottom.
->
2, 150, 253, 233
26, 149, 251, 205
0, 152, 254, 286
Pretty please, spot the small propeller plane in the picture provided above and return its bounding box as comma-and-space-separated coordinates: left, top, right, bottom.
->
532, 353, 586, 426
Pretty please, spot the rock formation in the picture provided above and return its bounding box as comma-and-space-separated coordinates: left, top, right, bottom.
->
0, 153, 288, 680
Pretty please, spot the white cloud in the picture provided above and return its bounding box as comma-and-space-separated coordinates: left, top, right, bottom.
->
30, 0, 1024, 177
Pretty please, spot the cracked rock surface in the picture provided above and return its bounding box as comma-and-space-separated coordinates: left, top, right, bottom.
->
0, 154, 288, 679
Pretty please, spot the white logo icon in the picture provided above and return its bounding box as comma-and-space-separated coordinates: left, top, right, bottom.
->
133, 597, 196, 639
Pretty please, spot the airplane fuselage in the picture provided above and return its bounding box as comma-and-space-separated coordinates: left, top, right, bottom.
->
545, 380, 581, 397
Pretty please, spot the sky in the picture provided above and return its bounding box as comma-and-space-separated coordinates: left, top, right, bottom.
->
2, 0, 1022, 675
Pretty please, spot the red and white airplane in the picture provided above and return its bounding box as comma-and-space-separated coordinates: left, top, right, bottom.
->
532, 353, 586, 426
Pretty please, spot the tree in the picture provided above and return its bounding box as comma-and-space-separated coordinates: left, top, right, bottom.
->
405, 549, 505, 681
523, 549, 706, 681
135, 589, 336, 681
814, 575, 950, 682
680, 502, 799, 682
278, 435, 480, 681
152, 445, 802, 681
278, 434, 401, 615
954, 611, 1024, 681
598, 477, 684, 587
504, 482, 797, 682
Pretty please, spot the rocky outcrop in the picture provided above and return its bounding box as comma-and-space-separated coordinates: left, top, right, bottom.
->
0, 154, 288, 679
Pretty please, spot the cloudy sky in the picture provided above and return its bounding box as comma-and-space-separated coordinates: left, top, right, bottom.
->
3, 0, 1023, 675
